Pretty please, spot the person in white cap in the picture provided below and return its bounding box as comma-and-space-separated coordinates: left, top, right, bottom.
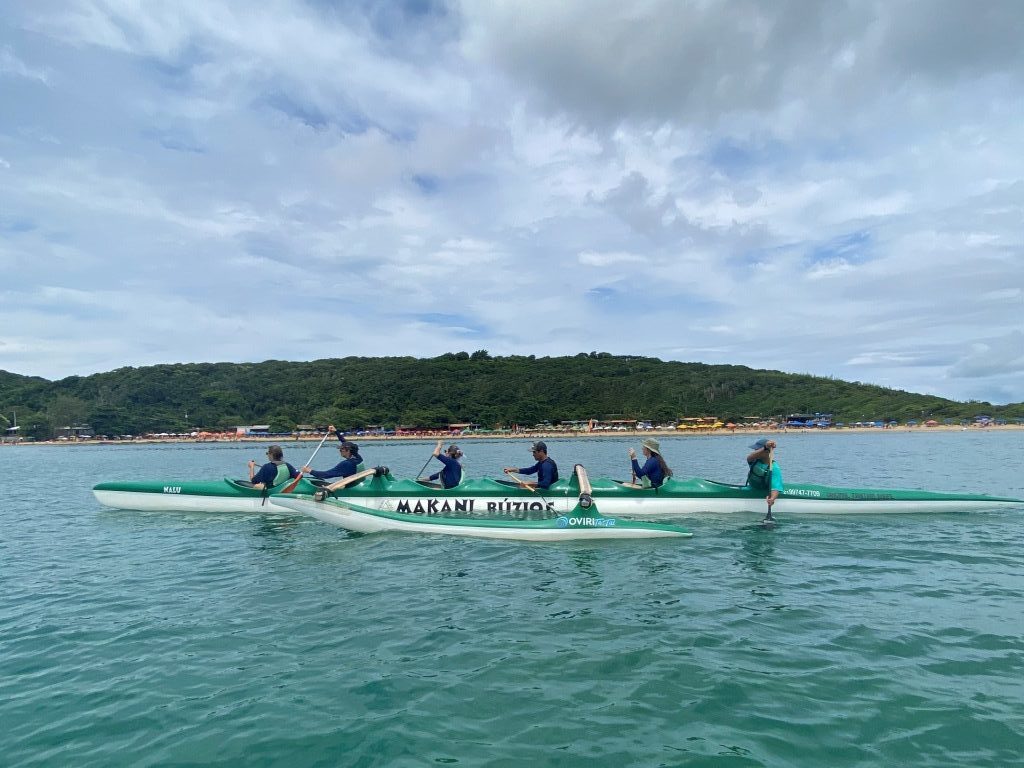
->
628, 437, 673, 488
746, 438, 783, 511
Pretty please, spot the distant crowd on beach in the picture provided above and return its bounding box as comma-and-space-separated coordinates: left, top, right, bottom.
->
5, 417, 1022, 446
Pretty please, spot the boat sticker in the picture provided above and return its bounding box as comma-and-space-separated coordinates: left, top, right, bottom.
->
389, 497, 557, 519
163, 486, 182, 494
395, 498, 475, 515
558, 516, 617, 527
822, 492, 895, 501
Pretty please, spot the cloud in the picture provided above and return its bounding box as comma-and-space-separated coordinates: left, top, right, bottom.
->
0, 45, 50, 83
0, 1, 1021, 405
949, 331, 1024, 379
578, 250, 643, 267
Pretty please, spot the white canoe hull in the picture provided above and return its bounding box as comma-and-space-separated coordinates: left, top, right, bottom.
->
91, 489, 295, 514
92, 488, 1019, 517
273, 497, 690, 540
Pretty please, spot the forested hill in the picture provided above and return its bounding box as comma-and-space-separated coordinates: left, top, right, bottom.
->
1, 353, 1020, 439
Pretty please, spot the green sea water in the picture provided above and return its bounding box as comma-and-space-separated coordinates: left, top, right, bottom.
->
3, 432, 1023, 767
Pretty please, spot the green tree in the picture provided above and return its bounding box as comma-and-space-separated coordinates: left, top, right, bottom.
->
47, 394, 89, 437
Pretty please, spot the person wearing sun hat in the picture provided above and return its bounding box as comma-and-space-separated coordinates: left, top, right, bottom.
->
503, 441, 559, 489
746, 438, 783, 510
628, 437, 673, 488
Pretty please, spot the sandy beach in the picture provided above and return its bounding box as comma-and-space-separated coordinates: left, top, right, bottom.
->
6, 422, 1022, 446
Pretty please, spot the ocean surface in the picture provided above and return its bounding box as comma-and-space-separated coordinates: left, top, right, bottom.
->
3, 431, 1024, 767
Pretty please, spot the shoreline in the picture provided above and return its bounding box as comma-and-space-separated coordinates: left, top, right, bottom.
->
5, 423, 1023, 446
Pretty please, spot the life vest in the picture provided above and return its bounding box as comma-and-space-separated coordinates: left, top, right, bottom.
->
746, 460, 771, 490
272, 462, 291, 487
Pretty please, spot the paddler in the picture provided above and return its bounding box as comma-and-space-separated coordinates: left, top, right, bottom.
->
628, 437, 673, 488
248, 444, 299, 490
746, 438, 783, 512
504, 441, 559, 489
302, 425, 365, 480
426, 441, 464, 488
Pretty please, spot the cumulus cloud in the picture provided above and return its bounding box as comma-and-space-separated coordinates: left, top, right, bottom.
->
0, 0, 1021, 404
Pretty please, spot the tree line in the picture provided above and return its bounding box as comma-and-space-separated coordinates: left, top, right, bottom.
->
1, 352, 1021, 440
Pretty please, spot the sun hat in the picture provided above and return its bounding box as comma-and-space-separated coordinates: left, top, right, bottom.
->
749, 438, 770, 450
530, 441, 547, 453
641, 437, 661, 454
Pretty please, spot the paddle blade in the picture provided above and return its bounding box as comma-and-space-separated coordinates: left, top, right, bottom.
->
280, 472, 303, 494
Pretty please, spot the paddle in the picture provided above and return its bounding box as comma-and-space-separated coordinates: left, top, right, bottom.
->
504, 468, 558, 518
503, 468, 536, 492
416, 441, 442, 480
280, 430, 334, 494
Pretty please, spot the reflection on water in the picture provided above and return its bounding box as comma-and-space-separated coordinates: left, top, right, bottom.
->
566, 547, 601, 583
250, 515, 301, 551
736, 526, 778, 575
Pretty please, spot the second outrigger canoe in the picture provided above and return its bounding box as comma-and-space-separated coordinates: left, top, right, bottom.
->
271, 497, 691, 540
92, 468, 1023, 516
273, 465, 693, 540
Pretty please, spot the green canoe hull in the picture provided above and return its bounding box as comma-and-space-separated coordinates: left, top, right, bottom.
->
92, 474, 1022, 515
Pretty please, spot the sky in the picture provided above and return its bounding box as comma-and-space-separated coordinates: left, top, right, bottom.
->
1, 1, 1022, 404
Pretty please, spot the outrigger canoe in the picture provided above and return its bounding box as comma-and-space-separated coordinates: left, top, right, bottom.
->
92, 468, 1023, 516
273, 466, 692, 541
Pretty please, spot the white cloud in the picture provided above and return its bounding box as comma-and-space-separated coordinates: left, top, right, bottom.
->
578, 250, 643, 267
0, 45, 50, 83
0, 1, 1021, 405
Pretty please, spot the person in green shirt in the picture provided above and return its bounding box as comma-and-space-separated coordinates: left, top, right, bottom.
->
746, 438, 783, 513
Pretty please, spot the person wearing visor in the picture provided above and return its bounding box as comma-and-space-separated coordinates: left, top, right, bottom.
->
628, 437, 673, 488
427, 440, 464, 489
745, 437, 783, 511
302, 425, 365, 480
504, 441, 559, 490
248, 444, 299, 490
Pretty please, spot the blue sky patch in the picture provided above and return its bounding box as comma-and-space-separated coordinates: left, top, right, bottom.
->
807, 230, 872, 266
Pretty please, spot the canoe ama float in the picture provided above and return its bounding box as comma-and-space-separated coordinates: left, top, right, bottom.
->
272, 496, 692, 540
273, 465, 692, 540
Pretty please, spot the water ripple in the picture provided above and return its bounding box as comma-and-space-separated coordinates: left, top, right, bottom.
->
3, 438, 1024, 766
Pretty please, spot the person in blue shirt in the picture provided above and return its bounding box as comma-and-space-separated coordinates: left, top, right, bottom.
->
302, 429, 364, 480
746, 438, 783, 511
628, 437, 673, 488
248, 444, 299, 490
427, 440, 463, 488
504, 441, 559, 490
